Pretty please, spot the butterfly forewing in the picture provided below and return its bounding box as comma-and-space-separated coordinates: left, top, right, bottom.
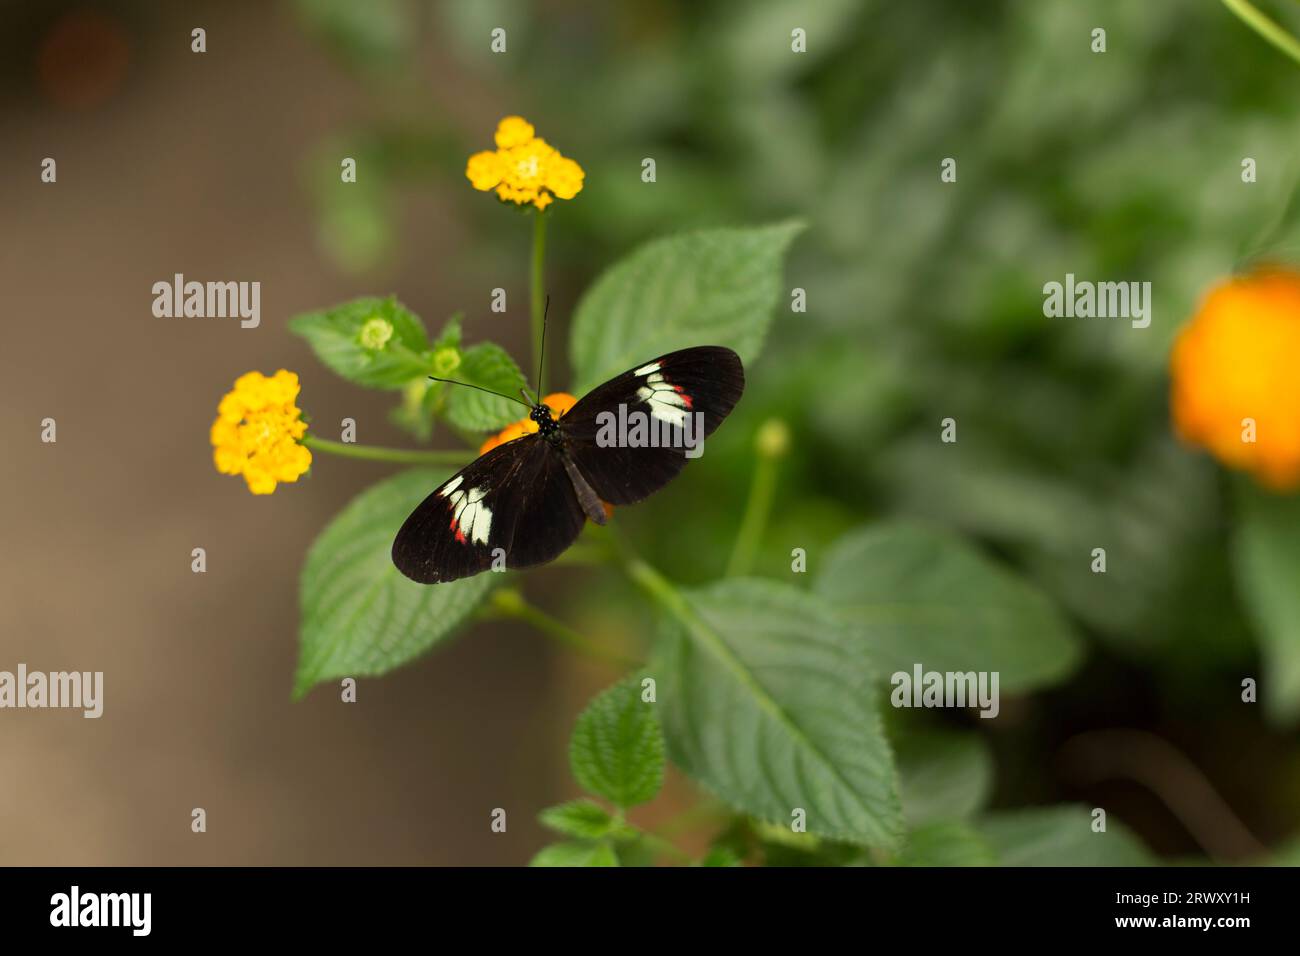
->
391, 435, 586, 584
559, 345, 745, 505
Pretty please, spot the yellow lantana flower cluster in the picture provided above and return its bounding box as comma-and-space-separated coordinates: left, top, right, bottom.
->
465, 116, 584, 211
479, 392, 577, 455
211, 370, 312, 495
1171, 267, 1300, 490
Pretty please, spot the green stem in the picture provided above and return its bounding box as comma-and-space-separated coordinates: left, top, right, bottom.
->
726, 419, 789, 577
1221, 0, 1300, 66
727, 457, 778, 577
531, 210, 548, 396
302, 435, 472, 466
489, 588, 637, 667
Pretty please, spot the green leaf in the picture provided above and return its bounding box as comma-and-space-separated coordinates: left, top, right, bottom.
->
289, 296, 432, 389
896, 728, 994, 825
432, 313, 463, 351
697, 846, 744, 867
1233, 482, 1300, 724
897, 820, 998, 866
815, 522, 1082, 693
569, 221, 805, 393
752, 824, 863, 867
529, 841, 620, 867
444, 342, 528, 432
294, 469, 495, 699
538, 800, 634, 841
978, 806, 1155, 866
569, 678, 665, 809
653, 578, 904, 848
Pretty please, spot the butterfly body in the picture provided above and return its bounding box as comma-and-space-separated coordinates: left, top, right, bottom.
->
392, 345, 744, 584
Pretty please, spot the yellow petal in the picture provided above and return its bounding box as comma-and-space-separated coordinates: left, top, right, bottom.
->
466, 150, 503, 191
494, 115, 535, 149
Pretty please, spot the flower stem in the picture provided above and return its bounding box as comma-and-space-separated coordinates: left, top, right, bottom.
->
1221, 0, 1300, 66
609, 527, 708, 654
302, 435, 472, 467
726, 419, 790, 577
531, 210, 548, 395
489, 588, 637, 667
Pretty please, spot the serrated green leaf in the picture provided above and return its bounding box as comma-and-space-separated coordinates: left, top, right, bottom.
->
896, 728, 994, 825
1233, 481, 1300, 725
815, 522, 1082, 693
537, 800, 633, 841
569, 221, 804, 393
294, 469, 494, 699
569, 678, 665, 809
897, 820, 997, 866
444, 342, 528, 431
653, 578, 904, 848
289, 296, 431, 389
529, 841, 620, 867
978, 806, 1155, 866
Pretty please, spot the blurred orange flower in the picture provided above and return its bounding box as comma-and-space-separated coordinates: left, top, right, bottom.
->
1170, 267, 1300, 490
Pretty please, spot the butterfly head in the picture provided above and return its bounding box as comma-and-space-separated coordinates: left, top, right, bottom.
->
529, 401, 561, 439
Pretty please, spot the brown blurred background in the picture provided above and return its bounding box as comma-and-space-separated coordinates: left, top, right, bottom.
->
0, 1, 619, 865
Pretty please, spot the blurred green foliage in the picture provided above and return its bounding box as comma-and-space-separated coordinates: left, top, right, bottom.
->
289, 0, 1300, 864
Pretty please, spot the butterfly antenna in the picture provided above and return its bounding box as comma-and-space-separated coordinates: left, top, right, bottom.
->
534, 295, 550, 402
427, 376, 532, 408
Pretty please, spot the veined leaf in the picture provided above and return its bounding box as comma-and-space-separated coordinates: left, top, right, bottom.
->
978, 806, 1155, 866
896, 728, 994, 825
444, 342, 528, 431
570, 221, 804, 393
569, 678, 665, 809
294, 469, 493, 699
653, 578, 903, 848
815, 522, 1082, 693
538, 799, 634, 841
289, 296, 431, 389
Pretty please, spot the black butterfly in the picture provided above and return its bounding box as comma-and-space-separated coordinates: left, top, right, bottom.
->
392, 344, 745, 584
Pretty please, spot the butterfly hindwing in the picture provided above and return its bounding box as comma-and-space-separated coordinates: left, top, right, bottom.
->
391, 435, 586, 584
559, 345, 745, 505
